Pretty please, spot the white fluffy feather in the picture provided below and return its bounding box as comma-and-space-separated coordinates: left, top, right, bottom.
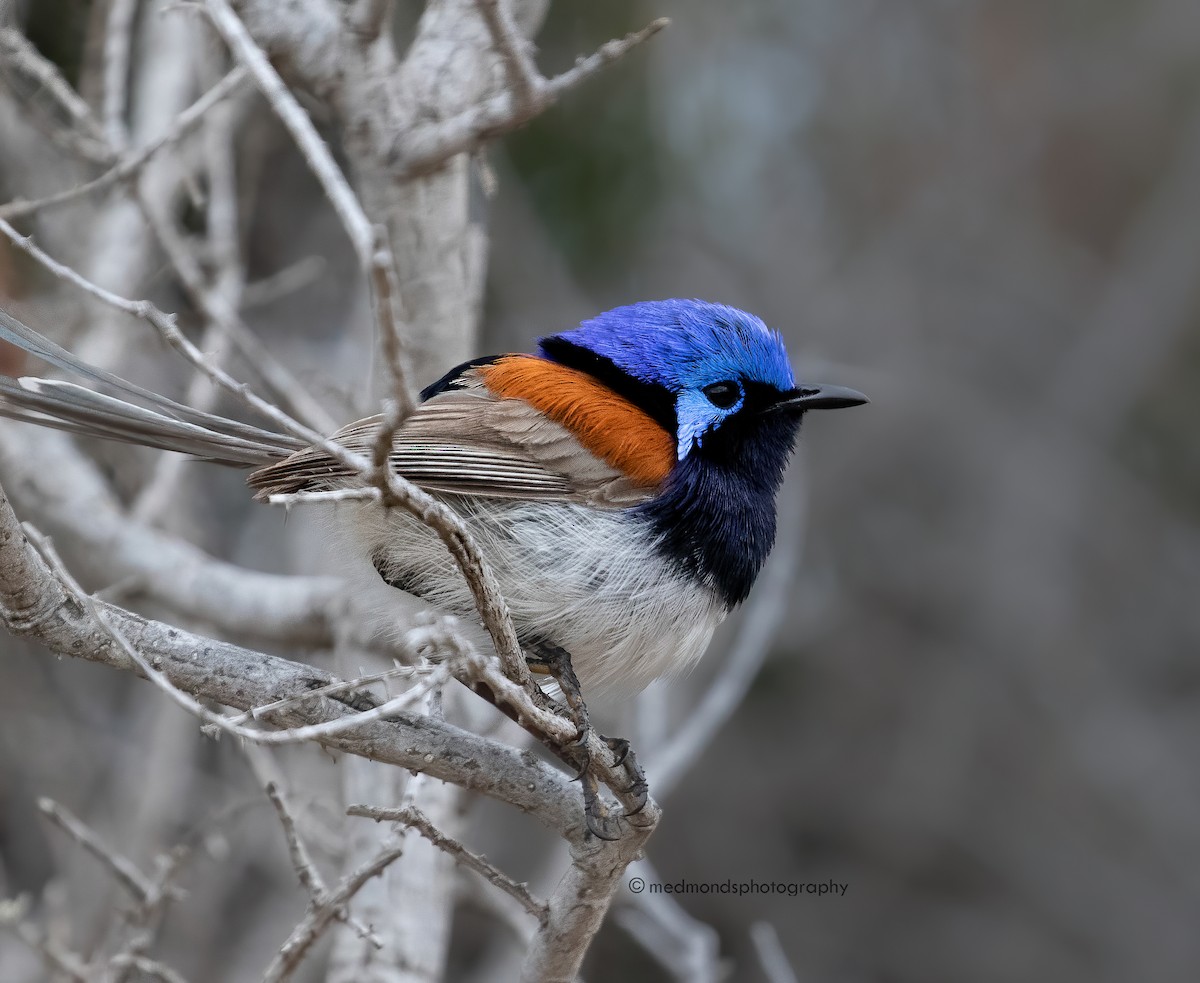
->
334, 498, 726, 693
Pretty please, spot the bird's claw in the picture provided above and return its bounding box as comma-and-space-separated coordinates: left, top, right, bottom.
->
568, 742, 591, 782
604, 735, 630, 767
527, 640, 650, 839
580, 767, 623, 841
612, 741, 649, 815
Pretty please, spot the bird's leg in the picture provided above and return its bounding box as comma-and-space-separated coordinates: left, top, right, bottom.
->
526, 641, 591, 745
466, 672, 619, 840
526, 641, 649, 838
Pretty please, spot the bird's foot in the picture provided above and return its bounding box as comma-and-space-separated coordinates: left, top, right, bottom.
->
604, 736, 649, 815
527, 642, 647, 839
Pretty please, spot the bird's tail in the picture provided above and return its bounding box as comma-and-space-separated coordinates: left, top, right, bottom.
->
0, 309, 305, 467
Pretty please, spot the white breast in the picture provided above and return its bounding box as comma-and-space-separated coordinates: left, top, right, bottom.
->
332, 499, 727, 693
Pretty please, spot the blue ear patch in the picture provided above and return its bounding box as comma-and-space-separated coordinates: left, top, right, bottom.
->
675, 387, 744, 459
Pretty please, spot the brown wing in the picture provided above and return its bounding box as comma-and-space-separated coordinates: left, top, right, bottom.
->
247, 369, 657, 507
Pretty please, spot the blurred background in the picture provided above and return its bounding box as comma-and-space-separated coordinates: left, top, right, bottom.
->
3, 0, 1200, 980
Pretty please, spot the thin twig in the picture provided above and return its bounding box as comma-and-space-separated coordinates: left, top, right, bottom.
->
367, 231, 417, 432
37, 798, 154, 903
0, 484, 582, 839
131, 188, 339, 435
25, 521, 462, 749
0, 68, 248, 221
269, 487, 383, 507
0, 897, 90, 982
750, 922, 801, 983
205, 666, 461, 746
265, 782, 326, 899
348, 804, 547, 921
345, 0, 395, 43
224, 663, 430, 726
132, 75, 250, 522
261, 834, 407, 983
256, 775, 382, 949
0, 28, 108, 146
202, 1, 417, 421
617, 860, 721, 983
545, 19, 670, 97
102, 0, 140, 148
202, 0, 374, 264
240, 255, 328, 309
475, 0, 540, 112
391, 17, 669, 177
0, 219, 533, 699
108, 955, 192, 983
106, 843, 192, 983
202, 86, 245, 305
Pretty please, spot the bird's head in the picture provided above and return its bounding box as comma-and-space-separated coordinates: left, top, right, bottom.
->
539, 299, 866, 471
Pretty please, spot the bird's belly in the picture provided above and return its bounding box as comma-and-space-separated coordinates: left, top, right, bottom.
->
339, 499, 726, 692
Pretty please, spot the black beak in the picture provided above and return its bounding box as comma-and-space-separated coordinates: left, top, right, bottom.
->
770, 383, 869, 413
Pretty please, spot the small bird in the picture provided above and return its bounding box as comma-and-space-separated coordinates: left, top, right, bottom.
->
0, 299, 865, 835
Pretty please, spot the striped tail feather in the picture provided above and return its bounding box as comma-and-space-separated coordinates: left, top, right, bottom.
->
0, 309, 305, 467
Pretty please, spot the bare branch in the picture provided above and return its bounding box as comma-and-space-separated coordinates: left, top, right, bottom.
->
106, 843, 193, 983
391, 17, 669, 177
344, 0, 396, 43
0, 28, 108, 150
28, 521, 464, 749
0, 424, 342, 645
201, 0, 375, 265
0, 219, 535, 698
240, 255, 328, 309
0, 897, 90, 982
37, 797, 156, 903
347, 804, 547, 921
227, 663, 431, 726
617, 861, 721, 983
202, 1, 419, 419
211, 664, 460, 746
262, 834, 407, 983
0, 478, 582, 837
475, 0, 540, 113
367, 236, 417, 423
131, 74, 252, 523
102, 0, 140, 148
265, 782, 327, 901
750, 922, 800, 983
238, 745, 383, 948
260, 777, 383, 949
522, 805, 659, 982
130, 186, 340, 435
108, 954, 192, 983
0, 68, 248, 221
269, 487, 383, 507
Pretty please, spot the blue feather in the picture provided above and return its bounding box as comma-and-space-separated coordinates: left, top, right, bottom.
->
541, 299, 805, 607
542, 299, 797, 460
543, 299, 795, 395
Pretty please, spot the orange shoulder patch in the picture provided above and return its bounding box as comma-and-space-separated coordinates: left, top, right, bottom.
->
479, 356, 674, 487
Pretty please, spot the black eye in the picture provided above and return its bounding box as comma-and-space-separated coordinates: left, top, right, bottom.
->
702, 380, 741, 409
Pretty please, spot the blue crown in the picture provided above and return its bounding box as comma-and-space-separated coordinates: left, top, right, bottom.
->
542, 299, 796, 394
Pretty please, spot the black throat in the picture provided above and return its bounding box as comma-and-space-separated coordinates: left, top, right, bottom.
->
636, 411, 802, 608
